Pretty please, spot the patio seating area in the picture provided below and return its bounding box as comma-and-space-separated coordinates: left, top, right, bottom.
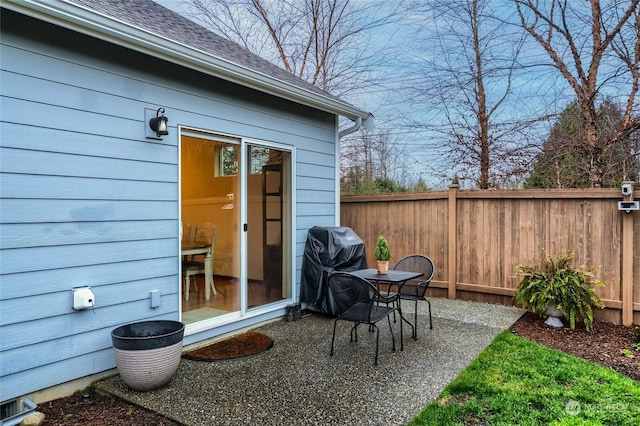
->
96, 298, 524, 425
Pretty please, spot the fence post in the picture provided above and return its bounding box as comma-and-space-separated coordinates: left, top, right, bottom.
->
621, 211, 634, 326
448, 184, 459, 299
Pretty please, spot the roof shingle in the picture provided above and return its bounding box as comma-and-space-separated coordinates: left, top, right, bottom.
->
69, 0, 348, 105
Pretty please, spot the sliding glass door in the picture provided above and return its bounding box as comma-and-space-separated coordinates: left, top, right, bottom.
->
180, 130, 291, 324
245, 143, 292, 310
180, 133, 241, 323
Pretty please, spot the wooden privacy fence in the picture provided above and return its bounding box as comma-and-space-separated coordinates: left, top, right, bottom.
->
340, 186, 639, 325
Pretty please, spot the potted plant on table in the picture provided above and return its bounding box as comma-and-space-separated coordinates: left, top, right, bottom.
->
513, 251, 605, 331
374, 235, 391, 274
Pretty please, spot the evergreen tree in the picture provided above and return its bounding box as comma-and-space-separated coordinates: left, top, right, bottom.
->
525, 100, 639, 188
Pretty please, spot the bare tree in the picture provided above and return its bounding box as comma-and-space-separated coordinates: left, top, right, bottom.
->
340, 130, 408, 194
404, 0, 535, 189
186, 0, 406, 97
514, 0, 640, 187
185, 0, 414, 193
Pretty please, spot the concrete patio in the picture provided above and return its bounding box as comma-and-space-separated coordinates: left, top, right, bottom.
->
96, 299, 525, 425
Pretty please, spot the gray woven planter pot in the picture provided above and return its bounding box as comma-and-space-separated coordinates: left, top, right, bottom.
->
111, 320, 185, 391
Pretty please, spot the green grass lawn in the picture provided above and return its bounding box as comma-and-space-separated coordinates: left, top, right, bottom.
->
410, 331, 640, 425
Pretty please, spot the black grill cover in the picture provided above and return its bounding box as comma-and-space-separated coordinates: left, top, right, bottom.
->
300, 226, 367, 314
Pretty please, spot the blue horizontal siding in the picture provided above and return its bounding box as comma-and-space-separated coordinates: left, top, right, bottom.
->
0, 173, 178, 200
297, 203, 335, 217
296, 216, 337, 232
1, 122, 175, 164
2, 348, 114, 401
1, 292, 180, 352
1, 146, 176, 182
296, 162, 334, 180
1, 199, 175, 224
1, 97, 168, 147
2, 331, 115, 376
297, 176, 335, 191
1, 276, 177, 328
1, 220, 176, 249
297, 149, 334, 167
1, 318, 179, 399
1, 239, 177, 275
1, 44, 335, 146
1, 8, 340, 402
1, 258, 177, 299
296, 189, 334, 204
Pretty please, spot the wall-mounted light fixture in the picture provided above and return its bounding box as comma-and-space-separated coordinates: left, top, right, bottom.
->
149, 107, 169, 137
145, 107, 169, 140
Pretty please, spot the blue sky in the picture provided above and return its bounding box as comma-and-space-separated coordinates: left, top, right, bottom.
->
153, 0, 459, 187
153, 1, 637, 189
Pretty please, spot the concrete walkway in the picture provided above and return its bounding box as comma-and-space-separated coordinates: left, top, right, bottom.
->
96, 299, 524, 425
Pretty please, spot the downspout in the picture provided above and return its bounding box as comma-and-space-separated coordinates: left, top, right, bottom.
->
338, 117, 362, 139
335, 117, 362, 226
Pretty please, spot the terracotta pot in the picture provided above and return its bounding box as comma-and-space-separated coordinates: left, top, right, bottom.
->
376, 260, 389, 274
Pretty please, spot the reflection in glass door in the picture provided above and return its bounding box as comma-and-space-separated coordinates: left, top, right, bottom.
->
245, 144, 291, 310
180, 132, 292, 324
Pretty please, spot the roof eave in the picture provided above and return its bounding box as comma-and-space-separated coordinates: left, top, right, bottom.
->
3, 0, 369, 121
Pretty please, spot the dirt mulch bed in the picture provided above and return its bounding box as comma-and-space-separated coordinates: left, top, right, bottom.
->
37, 313, 640, 425
37, 392, 180, 425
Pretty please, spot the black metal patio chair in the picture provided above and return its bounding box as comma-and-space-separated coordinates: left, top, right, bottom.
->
327, 272, 401, 365
393, 254, 435, 338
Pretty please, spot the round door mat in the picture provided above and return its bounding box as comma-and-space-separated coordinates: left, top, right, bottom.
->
182, 331, 273, 362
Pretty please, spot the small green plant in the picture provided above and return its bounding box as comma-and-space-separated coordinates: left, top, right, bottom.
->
620, 349, 634, 358
513, 252, 605, 331
374, 235, 391, 261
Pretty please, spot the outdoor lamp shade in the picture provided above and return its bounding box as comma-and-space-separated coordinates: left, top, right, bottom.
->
149, 108, 169, 137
